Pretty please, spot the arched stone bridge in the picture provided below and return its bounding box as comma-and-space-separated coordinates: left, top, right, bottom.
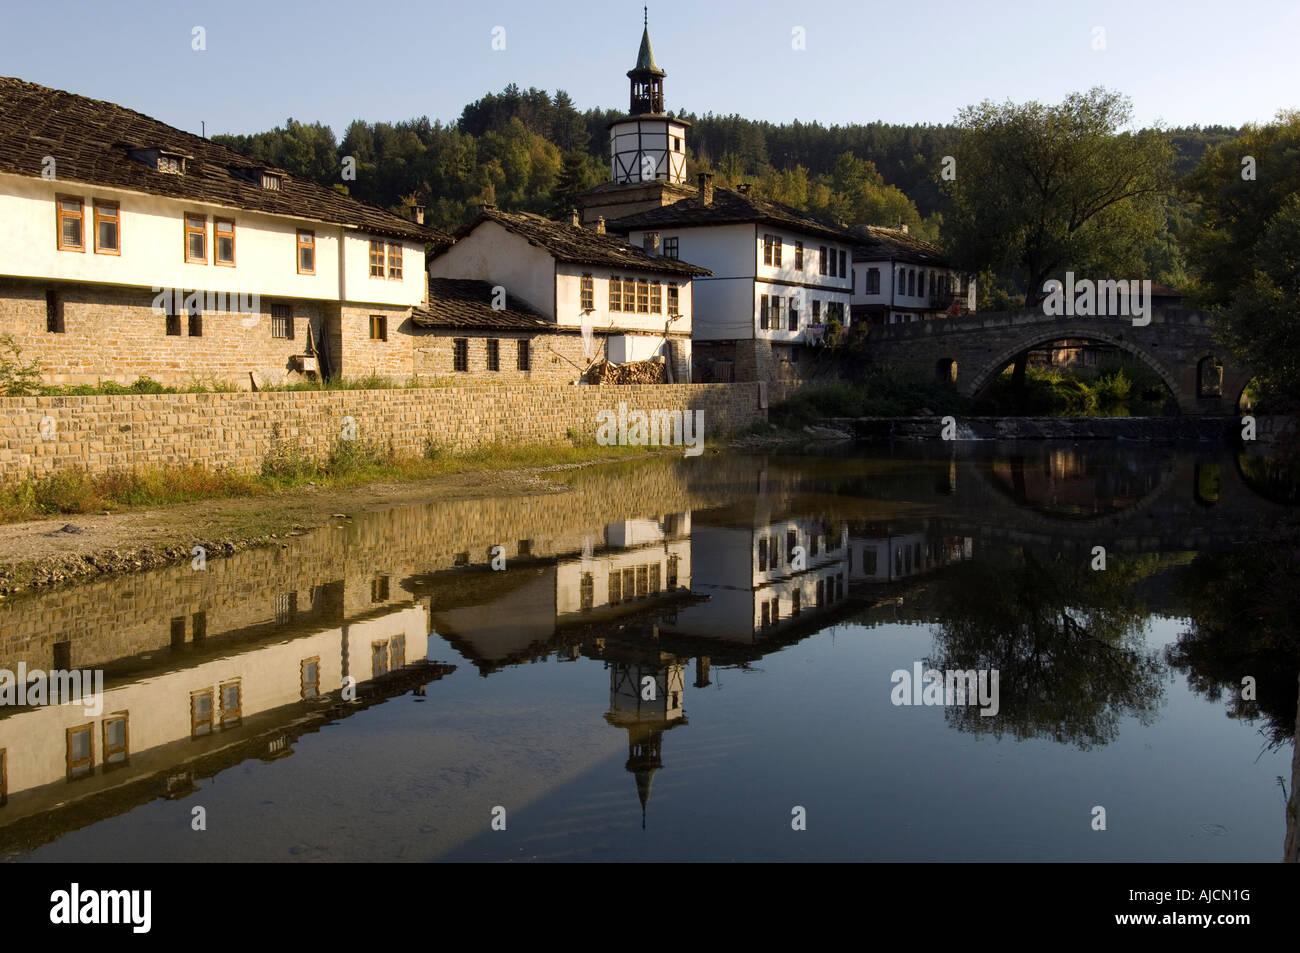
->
866, 308, 1252, 415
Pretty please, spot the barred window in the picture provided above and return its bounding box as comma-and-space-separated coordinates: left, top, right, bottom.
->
271, 304, 294, 340
453, 338, 468, 372
517, 339, 530, 371
486, 338, 500, 372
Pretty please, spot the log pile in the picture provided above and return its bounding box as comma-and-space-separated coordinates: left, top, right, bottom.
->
585, 358, 667, 385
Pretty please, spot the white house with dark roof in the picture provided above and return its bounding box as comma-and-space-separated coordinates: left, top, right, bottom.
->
0, 76, 449, 387
427, 207, 710, 383
850, 225, 976, 326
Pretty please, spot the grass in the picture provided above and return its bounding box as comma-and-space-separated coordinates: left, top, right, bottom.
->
769, 364, 974, 428
0, 436, 670, 524
30, 373, 467, 397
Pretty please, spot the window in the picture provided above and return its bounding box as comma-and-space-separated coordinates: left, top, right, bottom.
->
261, 172, 281, 190
771, 296, 782, 329
517, 339, 530, 371
795, 241, 803, 270
185, 213, 206, 263
908, 269, 916, 296
667, 284, 679, 314
390, 635, 406, 669
369, 240, 385, 278
635, 565, 649, 597
387, 243, 403, 279
763, 234, 780, 266
57, 196, 84, 251
158, 153, 184, 175
580, 275, 594, 311
636, 280, 649, 313
650, 282, 662, 314
760, 294, 769, 330
214, 217, 234, 265
839, 249, 847, 278
667, 554, 679, 588
297, 230, 315, 274
792, 589, 801, 614
274, 592, 297, 625
368, 314, 387, 341
301, 657, 320, 700
819, 246, 828, 276
453, 338, 468, 371
46, 290, 64, 333
609, 276, 622, 311
486, 338, 500, 372
622, 567, 635, 601
608, 570, 622, 604
371, 575, 390, 602
187, 304, 203, 337
66, 724, 94, 779
94, 201, 120, 255
220, 680, 242, 726
758, 535, 769, 570
271, 303, 294, 339
372, 641, 389, 678
103, 713, 129, 765
649, 562, 661, 592
866, 267, 880, 294
672, 137, 681, 151
580, 572, 594, 611
789, 299, 798, 331
662, 236, 679, 259
812, 299, 821, 322
191, 689, 213, 737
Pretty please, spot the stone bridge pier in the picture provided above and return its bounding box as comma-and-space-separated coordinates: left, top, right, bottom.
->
866, 308, 1253, 415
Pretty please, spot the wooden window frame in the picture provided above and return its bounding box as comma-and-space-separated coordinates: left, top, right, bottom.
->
636, 280, 649, 314
794, 240, 803, 270
93, 200, 120, 255
516, 339, 530, 371
453, 338, 468, 372
667, 283, 679, 315
271, 303, 294, 340
486, 338, 500, 372
219, 679, 242, 726
191, 688, 214, 737
390, 635, 406, 669
608, 570, 622, 604
371, 640, 390, 678
57, 195, 85, 252
623, 279, 636, 310
387, 242, 403, 280
609, 275, 622, 312
759, 294, 769, 330
301, 656, 320, 699
214, 217, 236, 266
650, 282, 662, 314
580, 274, 594, 312
102, 712, 130, 766
369, 240, 385, 278
184, 213, 207, 264
662, 237, 679, 259
66, 723, 94, 778
296, 230, 316, 275
369, 314, 387, 341
771, 296, 782, 328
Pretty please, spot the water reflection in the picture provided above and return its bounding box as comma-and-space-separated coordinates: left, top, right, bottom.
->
0, 443, 1297, 860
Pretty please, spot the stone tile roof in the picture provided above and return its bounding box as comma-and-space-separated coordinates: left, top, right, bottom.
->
450, 208, 712, 277
0, 76, 449, 245
851, 225, 948, 266
412, 278, 557, 331
607, 187, 857, 243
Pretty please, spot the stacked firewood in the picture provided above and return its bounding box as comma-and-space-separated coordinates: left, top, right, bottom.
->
585, 358, 667, 384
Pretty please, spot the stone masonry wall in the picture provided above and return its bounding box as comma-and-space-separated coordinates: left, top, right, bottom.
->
0, 381, 776, 481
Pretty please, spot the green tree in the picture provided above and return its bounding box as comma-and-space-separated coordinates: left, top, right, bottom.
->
943, 88, 1174, 306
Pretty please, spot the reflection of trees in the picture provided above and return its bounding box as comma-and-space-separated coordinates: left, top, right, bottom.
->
929, 549, 1165, 748
1163, 542, 1300, 861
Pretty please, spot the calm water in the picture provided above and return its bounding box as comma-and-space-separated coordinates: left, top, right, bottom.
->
1, 442, 1297, 862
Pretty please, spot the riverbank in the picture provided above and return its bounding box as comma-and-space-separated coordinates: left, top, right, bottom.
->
0, 444, 685, 597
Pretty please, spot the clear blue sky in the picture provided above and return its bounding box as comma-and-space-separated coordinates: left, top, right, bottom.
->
2, 0, 1296, 138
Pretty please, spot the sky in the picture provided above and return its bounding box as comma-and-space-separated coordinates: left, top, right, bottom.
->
1, 0, 1297, 139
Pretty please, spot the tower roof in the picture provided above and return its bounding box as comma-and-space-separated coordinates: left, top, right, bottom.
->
633, 26, 663, 74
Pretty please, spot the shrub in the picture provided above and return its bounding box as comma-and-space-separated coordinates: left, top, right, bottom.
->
0, 335, 44, 396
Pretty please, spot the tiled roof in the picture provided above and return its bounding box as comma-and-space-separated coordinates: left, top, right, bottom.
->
850, 225, 948, 266
412, 278, 557, 331
446, 208, 712, 277
607, 187, 857, 243
0, 77, 449, 245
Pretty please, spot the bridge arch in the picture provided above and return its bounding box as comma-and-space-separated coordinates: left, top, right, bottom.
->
963, 326, 1181, 407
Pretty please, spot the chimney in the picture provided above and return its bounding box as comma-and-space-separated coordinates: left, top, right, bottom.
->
595, 216, 606, 235
900, 223, 909, 234
736, 182, 751, 196
570, 207, 581, 228
697, 172, 714, 207
412, 205, 425, 226
642, 231, 660, 255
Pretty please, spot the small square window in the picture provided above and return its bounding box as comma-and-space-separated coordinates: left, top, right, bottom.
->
271, 303, 294, 339
369, 315, 387, 341
187, 307, 203, 337
66, 724, 94, 779
369, 240, 385, 278
191, 689, 213, 737
662, 237, 679, 259
297, 230, 315, 275
215, 218, 235, 265
166, 309, 182, 336
387, 243, 403, 280
57, 196, 84, 251
453, 338, 468, 372
301, 657, 320, 700
371, 574, 390, 602
103, 713, 129, 765
517, 339, 530, 371
220, 681, 242, 725
486, 338, 500, 372
94, 201, 120, 255
372, 640, 389, 678
185, 213, 207, 263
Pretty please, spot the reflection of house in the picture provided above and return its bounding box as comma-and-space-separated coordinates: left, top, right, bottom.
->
0, 601, 446, 848
664, 516, 850, 643
421, 514, 693, 675
848, 529, 973, 583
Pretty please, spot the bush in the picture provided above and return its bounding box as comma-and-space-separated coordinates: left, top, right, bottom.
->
0, 335, 44, 396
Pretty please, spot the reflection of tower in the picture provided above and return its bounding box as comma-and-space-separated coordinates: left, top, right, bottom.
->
604, 659, 687, 829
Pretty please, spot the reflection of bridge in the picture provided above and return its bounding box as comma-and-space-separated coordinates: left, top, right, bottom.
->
868, 308, 1252, 414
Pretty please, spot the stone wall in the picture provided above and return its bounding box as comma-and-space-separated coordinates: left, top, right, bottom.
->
0, 381, 775, 481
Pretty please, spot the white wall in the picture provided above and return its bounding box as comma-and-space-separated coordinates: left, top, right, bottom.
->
339, 231, 427, 306
610, 119, 689, 184
0, 172, 424, 307
427, 221, 556, 319
625, 223, 755, 341
554, 262, 693, 336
